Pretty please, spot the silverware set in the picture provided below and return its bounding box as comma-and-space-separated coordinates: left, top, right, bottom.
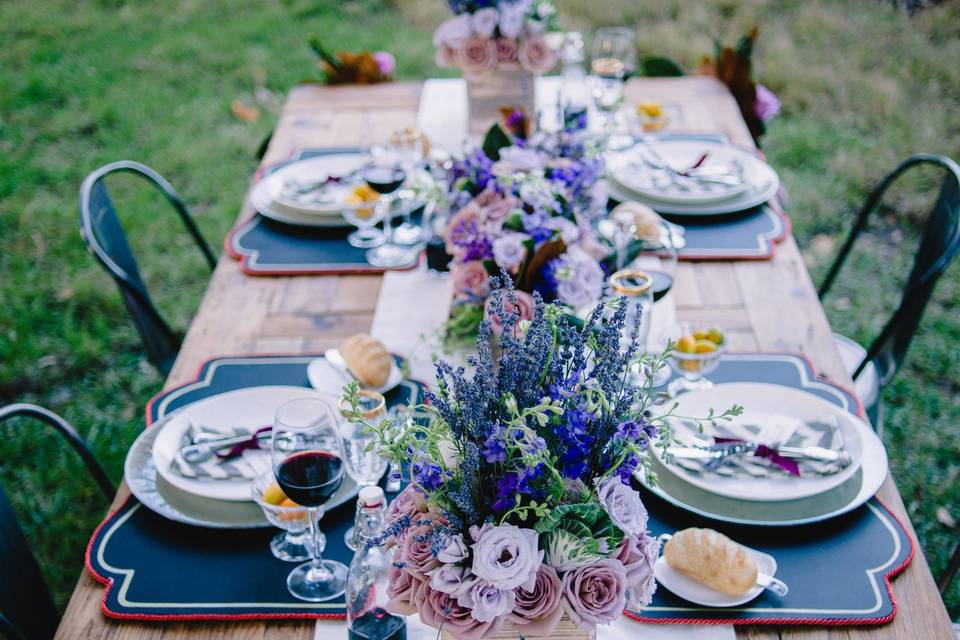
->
668, 429, 850, 469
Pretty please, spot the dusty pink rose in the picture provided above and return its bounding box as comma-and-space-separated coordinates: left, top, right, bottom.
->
385, 565, 423, 616
484, 290, 536, 336
562, 558, 629, 629
451, 260, 491, 298
509, 565, 565, 635
436, 43, 459, 68
385, 484, 428, 547
615, 533, 659, 609
495, 37, 519, 63
400, 514, 444, 580
518, 35, 557, 74
458, 36, 497, 79
416, 580, 503, 640
474, 186, 519, 223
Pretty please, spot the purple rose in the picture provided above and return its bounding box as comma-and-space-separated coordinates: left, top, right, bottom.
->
433, 14, 472, 48
400, 515, 443, 580
416, 581, 503, 640
471, 7, 499, 39
470, 524, 543, 591
497, 2, 526, 39
755, 83, 781, 123
438, 533, 470, 563
386, 565, 423, 615
562, 558, 629, 629
373, 51, 396, 76
457, 579, 516, 622
509, 565, 564, 635
492, 233, 529, 273
428, 563, 472, 594
615, 533, 659, 608
596, 475, 649, 536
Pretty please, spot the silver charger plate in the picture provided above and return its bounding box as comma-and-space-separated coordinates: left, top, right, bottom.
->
125, 411, 360, 529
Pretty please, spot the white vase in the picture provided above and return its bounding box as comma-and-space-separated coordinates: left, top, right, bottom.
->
465, 63, 536, 135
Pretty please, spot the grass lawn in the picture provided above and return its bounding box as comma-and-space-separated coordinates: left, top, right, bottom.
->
1, 0, 958, 618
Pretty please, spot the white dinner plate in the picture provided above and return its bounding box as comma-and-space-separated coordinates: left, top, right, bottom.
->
265, 153, 371, 214
306, 357, 404, 396
654, 383, 865, 502
606, 140, 754, 205
151, 386, 341, 502
654, 541, 778, 607
125, 411, 359, 528
606, 151, 780, 217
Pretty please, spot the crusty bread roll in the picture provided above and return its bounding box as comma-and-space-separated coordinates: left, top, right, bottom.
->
664, 528, 758, 596
340, 334, 392, 388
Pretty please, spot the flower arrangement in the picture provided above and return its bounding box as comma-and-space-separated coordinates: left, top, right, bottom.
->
434, 0, 560, 78
343, 286, 740, 639
440, 119, 614, 343
309, 36, 395, 85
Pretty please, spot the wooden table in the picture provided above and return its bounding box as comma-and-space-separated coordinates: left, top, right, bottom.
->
55, 78, 955, 639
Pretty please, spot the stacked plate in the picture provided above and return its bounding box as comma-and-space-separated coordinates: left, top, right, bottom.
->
124, 386, 360, 529
249, 152, 372, 227
639, 383, 888, 526
606, 139, 780, 216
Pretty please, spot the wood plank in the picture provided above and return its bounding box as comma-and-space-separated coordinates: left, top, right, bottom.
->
55, 77, 955, 640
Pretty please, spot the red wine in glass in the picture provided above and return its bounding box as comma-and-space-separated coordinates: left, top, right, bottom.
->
276, 450, 344, 507
363, 166, 406, 195
348, 607, 407, 640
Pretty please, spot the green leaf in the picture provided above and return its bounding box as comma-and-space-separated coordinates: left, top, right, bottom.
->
640, 55, 685, 77
543, 529, 603, 571
481, 123, 512, 162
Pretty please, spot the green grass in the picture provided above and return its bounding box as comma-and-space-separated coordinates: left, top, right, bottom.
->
1, 0, 958, 619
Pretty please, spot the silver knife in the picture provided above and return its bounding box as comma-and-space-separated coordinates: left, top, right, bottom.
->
669, 445, 844, 464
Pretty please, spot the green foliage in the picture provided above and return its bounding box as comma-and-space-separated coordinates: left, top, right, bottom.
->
639, 55, 684, 77
536, 502, 624, 569
480, 123, 512, 162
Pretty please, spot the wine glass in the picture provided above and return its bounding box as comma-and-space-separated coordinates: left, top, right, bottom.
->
363, 163, 419, 268
591, 27, 635, 148
272, 397, 348, 602
389, 128, 427, 246
342, 195, 386, 249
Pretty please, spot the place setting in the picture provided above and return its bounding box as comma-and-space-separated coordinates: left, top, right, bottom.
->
227, 129, 433, 275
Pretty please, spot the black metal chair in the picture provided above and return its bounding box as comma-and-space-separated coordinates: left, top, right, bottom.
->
0, 404, 114, 640
79, 161, 217, 375
818, 154, 960, 431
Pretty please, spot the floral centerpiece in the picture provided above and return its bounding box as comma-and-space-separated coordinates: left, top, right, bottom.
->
441, 119, 616, 343
344, 286, 740, 639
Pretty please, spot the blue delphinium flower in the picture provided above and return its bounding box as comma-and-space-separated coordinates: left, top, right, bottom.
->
481, 424, 507, 463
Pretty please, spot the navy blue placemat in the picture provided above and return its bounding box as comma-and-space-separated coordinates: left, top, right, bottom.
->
88, 355, 423, 620
628, 353, 912, 625
87, 354, 911, 625
226, 148, 422, 276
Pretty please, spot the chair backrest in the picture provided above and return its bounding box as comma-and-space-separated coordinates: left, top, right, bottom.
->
0, 404, 114, 640
78, 161, 216, 375
819, 154, 960, 386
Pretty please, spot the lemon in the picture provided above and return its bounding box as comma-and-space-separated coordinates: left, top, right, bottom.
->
676, 336, 697, 354
262, 482, 287, 506
637, 101, 663, 118
707, 327, 725, 346
693, 329, 710, 341
278, 498, 307, 523
694, 339, 718, 354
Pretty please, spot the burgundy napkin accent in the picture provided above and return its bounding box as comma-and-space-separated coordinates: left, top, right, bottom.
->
714, 436, 801, 476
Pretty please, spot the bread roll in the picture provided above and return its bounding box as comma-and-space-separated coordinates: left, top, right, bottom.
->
340, 334, 392, 388
663, 528, 758, 596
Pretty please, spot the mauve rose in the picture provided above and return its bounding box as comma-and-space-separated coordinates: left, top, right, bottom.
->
615, 533, 659, 608
509, 565, 564, 635
433, 14, 473, 48
457, 579, 516, 622
429, 563, 472, 594
452, 260, 491, 298
484, 290, 536, 337
562, 558, 629, 629
596, 476, 649, 536
459, 36, 497, 79
470, 524, 543, 591
491, 233, 529, 273
497, 2, 526, 39
386, 565, 422, 615
474, 186, 519, 222
495, 37, 519, 63
436, 43, 459, 68
400, 515, 443, 580
438, 533, 470, 563
416, 580, 503, 640
385, 484, 428, 547
518, 35, 557, 74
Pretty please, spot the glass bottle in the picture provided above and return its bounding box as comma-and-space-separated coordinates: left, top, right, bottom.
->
559, 31, 590, 131
341, 390, 389, 550
346, 486, 406, 640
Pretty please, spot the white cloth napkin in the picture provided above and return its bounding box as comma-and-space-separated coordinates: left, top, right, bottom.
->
315, 615, 735, 640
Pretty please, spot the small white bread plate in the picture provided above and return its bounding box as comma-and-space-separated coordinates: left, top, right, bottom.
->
654, 542, 778, 607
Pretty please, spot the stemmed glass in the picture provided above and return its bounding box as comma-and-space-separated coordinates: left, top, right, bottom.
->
271, 397, 348, 602
591, 27, 635, 149
389, 128, 426, 246
342, 196, 386, 249
363, 162, 418, 268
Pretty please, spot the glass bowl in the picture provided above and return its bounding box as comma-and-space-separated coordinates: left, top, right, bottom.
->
667, 325, 726, 394
251, 469, 324, 562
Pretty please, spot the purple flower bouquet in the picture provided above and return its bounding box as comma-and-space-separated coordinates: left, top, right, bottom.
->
343, 286, 741, 639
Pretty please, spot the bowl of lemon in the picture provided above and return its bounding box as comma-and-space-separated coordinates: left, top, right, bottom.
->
668, 325, 725, 394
